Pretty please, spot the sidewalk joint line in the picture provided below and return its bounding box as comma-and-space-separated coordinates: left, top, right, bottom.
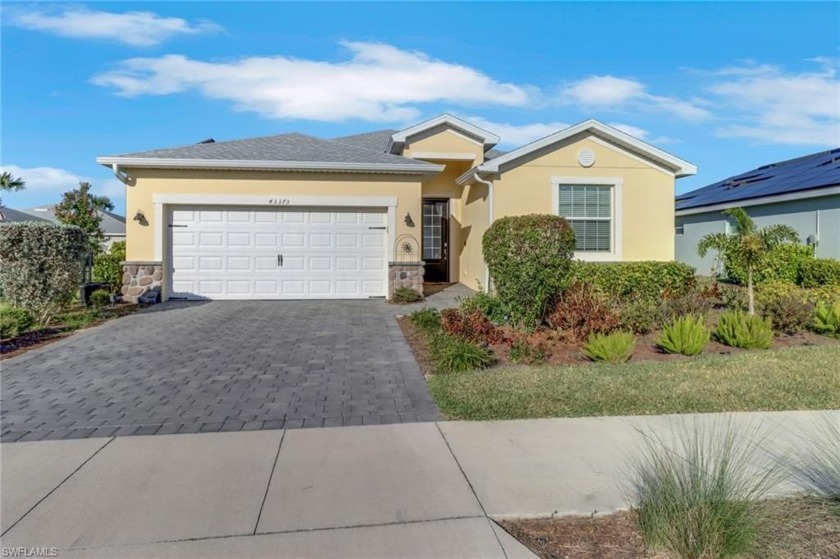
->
434, 422, 509, 559
253, 428, 286, 535
1, 436, 116, 538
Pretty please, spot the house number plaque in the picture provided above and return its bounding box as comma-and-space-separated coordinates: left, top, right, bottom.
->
268, 198, 291, 205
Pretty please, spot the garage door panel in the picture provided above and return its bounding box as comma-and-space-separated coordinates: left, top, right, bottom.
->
170, 206, 386, 300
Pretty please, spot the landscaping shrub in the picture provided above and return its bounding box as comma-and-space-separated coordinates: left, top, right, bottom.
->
546, 282, 621, 342
799, 258, 840, 288
656, 314, 710, 356
582, 331, 635, 363
571, 261, 696, 300
89, 289, 111, 309
440, 308, 504, 345
91, 240, 126, 292
482, 214, 576, 328
58, 308, 100, 331
409, 308, 441, 333
458, 291, 508, 324
392, 286, 423, 303
716, 282, 749, 311
629, 421, 782, 559
0, 303, 34, 339
725, 243, 814, 285
812, 301, 840, 339
429, 332, 494, 374
508, 334, 548, 365
714, 310, 774, 349
757, 289, 814, 335
0, 222, 89, 326
662, 287, 715, 320
618, 297, 666, 334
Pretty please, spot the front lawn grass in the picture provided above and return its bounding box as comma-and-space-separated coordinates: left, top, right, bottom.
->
429, 345, 840, 420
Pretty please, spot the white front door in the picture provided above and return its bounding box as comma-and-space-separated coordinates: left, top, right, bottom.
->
168, 206, 387, 300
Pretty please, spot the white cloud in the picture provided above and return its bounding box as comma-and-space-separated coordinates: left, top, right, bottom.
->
559, 75, 711, 122
467, 117, 569, 146
707, 58, 840, 146
7, 7, 221, 47
92, 41, 536, 121
0, 165, 124, 202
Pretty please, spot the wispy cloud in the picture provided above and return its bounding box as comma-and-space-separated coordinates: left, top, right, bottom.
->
706, 58, 840, 146
0, 165, 124, 203
6, 7, 222, 47
92, 41, 536, 121
466, 117, 569, 146
559, 75, 711, 122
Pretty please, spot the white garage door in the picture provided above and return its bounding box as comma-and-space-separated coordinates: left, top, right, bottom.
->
169, 206, 387, 300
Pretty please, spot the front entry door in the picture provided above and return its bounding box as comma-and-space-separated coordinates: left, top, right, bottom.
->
422, 199, 449, 282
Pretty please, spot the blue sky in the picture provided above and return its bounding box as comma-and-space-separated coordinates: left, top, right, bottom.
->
2, 2, 839, 215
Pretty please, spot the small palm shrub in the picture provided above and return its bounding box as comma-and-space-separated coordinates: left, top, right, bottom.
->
392, 287, 423, 303
714, 310, 773, 349
812, 301, 840, 338
0, 304, 34, 339
547, 282, 620, 341
429, 333, 494, 374
657, 314, 710, 356
629, 421, 782, 559
409, 308, 441, 333
582, 331, 635, 363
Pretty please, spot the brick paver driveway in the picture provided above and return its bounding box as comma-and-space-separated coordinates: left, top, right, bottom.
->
1, 301, 441, 442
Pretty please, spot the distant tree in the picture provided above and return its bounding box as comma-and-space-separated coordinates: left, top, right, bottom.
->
54, 182, 114, 254
697, 207, 799, 315
0, 171, 26, 209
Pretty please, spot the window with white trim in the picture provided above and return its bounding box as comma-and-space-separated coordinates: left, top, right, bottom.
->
557, 185, 613, 252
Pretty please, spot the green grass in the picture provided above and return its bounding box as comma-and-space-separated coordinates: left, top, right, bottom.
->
428, 345, 840, 420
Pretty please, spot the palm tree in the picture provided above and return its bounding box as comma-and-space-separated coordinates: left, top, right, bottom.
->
698, 207, 799, 315
0, 172, 26, 192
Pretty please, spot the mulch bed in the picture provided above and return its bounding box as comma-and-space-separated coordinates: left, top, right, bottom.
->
397, 316, 838, 376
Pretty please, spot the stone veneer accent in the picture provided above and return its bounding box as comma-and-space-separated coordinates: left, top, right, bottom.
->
388, 261, 424, 299
121, 261, 163, 304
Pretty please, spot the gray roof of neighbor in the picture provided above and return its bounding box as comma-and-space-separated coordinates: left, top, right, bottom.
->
109, 132, 435, 167
677, 148, 840, 211
0, 207, 51, 223
19, 206, 126, 236
483, 148, 508, 161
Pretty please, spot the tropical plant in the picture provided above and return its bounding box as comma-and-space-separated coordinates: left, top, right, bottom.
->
546, 281, 621, 341
714, 310, 774, 349
0, 171, 25, 209
429, 333, 494, 374
657, 314, 710, 356
812, 301, 840, 338
629, 420, 783, 559
409, 307, 441, 333
697, 208, 800, 314
440, 308, 504, 345
54, 182, 114, 254
582, 331, 635, 363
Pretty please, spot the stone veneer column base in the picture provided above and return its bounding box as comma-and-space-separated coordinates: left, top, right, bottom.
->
388, 261, 425, 299
121, 261, 163, 304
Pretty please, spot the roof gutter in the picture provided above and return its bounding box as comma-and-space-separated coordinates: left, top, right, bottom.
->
111, 163, 132, 185
96, 157, 444, 176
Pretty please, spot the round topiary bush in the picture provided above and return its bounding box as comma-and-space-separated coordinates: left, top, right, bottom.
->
482, 214, 576, 328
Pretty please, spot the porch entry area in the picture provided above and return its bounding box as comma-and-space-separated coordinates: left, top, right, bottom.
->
422, 199, 449, 283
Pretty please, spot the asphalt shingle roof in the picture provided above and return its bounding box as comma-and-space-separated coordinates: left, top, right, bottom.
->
0, 207, 50, 223
676, 148, 840, 211
332, 129, 396, 153
111, 132, 435, 167
18, 206, 126, 235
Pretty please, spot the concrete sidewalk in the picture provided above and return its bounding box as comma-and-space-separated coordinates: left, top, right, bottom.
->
1, 410, 834, 558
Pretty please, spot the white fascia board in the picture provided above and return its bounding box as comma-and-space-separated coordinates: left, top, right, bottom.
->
96, 157, 443, 175
455, 167, 481, 185
675, 186, 840, 216
477, 119, 697, 177
409, 151, 478, 161
389, 114, 500, 153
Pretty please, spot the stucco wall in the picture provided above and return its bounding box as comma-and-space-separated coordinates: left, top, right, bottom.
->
403, 128, 485, 164
676, 194, 840, 272
459, 181, 490, 290
492, 135, 678, 261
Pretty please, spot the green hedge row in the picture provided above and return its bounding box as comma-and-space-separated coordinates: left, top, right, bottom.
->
571, 261, 696, 300
724, 243, 840, 288
799, 258, 840, 288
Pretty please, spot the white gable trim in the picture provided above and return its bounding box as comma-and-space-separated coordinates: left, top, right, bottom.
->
389, 114, 500, 153
478, 120, 697, 178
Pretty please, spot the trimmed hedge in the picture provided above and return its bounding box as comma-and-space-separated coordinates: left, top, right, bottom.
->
798, 258, 840, 288
571, 261, 696, 301
0, 222, 89, 326
483, 214, 576, 328
725, 243, 814, 285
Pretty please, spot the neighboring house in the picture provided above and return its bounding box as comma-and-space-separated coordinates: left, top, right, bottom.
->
675, 148, 840, 275
0, 207, 51, 223
18, 206, 127, 248
96, 114, 696, 303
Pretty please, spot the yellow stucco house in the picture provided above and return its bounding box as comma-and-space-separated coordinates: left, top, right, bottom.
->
97, 115, 696, 302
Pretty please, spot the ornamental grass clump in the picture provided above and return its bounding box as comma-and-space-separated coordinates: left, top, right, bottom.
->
812, 301, 840, 338
629, 420, 782, 559
582, 331, 635, 363
714, 310, 773, 349
657, 314, 710, 356
788, 414, 840, 508
409, 308, 441, 333
429, 333, 494, 374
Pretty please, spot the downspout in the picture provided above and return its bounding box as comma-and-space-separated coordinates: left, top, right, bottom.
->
473, 172, 494, 292
111, 164, 131, 185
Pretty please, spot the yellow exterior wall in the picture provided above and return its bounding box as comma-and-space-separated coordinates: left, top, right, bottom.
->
403, 129, 485, 164
458, 182, 490, 290
123, 168, 423, 262
492, 135, 676, 261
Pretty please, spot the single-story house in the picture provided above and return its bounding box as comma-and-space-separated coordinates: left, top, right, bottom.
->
0, 207, 51, 223
96, 114, 696, 303
12, 205, 127, 249
676, 148, 840, 275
